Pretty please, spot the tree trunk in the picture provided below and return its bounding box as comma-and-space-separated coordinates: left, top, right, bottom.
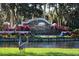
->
43, 4, 46, 18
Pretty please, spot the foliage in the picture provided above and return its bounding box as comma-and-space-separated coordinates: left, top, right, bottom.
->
0, 3, 79, 29
71, 29, 79, 37
73, 29, 79, 33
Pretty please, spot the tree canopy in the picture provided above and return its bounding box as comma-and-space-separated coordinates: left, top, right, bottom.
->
0, 3, 79, 30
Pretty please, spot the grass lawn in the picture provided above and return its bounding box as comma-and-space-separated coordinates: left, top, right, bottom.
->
0, 48, 79, 56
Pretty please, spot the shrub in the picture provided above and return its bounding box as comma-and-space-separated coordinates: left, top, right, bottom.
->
71, 29, 79, 37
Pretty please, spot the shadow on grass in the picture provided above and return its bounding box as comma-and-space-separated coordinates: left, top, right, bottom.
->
45, 52, 76, 56
24, 52, 79, 56
26, 52, 79, 56
0, 52, 79, 56
0, 53, 20, 56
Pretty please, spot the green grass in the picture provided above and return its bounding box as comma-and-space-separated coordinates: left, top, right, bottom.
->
34, 35, 71, 38
0, 48, 79, 56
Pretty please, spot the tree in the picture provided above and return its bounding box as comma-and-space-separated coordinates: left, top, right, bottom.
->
1, 3, 79, 30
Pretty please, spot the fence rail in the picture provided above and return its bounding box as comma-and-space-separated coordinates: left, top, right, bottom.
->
0, 31, 31, 34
